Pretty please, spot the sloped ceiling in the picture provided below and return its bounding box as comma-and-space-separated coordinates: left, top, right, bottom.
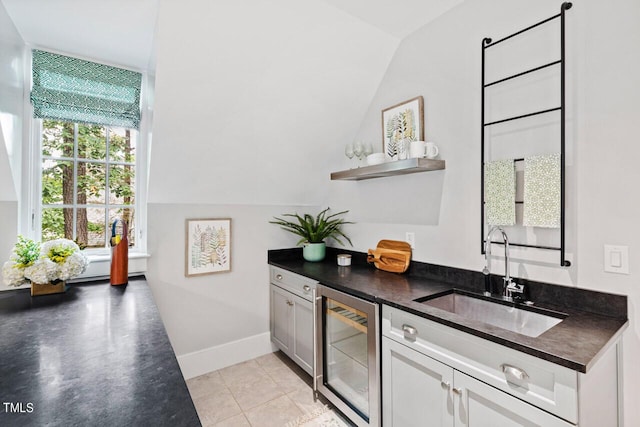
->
149, 0, 399, 205
318, 0, 465, 39
0, 0, 465, 205
0, 0, 463, 71
0, 0, 159, 71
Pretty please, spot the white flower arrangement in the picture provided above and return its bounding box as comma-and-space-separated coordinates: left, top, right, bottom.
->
2, 236, 89, 287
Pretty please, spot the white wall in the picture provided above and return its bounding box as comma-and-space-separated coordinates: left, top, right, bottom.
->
150, 0, 398, 206
0, 1, 24, 268
145, 203, 316, 377
328, 1, 640, 425
148, 0, 398, 376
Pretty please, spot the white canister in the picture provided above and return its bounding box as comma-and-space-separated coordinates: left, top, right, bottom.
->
337, 254, 352, 266
397, 139, 410, 160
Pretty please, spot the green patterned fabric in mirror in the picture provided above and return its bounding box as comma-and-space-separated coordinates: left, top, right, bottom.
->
31, 50, 142, 129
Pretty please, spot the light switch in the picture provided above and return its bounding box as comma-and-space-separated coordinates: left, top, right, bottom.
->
610, 251, 622, 268
604, 245, 629, 274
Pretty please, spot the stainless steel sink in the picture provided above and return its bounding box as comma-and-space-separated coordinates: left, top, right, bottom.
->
417, 292, 565, 338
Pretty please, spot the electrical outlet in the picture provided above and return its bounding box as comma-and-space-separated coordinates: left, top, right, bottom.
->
405, 232, 415, 249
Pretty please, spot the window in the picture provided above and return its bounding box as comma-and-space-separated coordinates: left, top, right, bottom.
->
26, 49, 147, 258
40, 120, 138, 250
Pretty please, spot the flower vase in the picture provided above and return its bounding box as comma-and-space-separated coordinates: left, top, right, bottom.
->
31, 281, 66, 297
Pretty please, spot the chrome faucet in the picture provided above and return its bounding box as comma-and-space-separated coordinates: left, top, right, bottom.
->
483, 226, 522, 300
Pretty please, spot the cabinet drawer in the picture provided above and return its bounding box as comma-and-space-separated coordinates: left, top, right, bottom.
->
270, 266, 317, 301
382, 305, 578, 424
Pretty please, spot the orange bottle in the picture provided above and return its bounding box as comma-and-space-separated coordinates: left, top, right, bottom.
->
110, 219, 128, 286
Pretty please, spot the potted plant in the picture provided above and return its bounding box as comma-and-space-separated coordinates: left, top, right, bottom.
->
2, 236, 89, 296
270, 207, 353, 262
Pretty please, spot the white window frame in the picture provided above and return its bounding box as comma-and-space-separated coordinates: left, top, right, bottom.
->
37, 121, 140, 253
19, 49, 151, 279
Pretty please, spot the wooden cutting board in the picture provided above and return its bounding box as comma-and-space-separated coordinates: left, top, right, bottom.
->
367, 239, 412, 273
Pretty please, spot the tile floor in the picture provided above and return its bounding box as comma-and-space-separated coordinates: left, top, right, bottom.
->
186, 351, 352, 427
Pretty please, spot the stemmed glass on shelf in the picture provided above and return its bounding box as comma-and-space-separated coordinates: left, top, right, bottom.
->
363, 143, 373, 160
345, 143, 354, 168
353, 141, 364, 167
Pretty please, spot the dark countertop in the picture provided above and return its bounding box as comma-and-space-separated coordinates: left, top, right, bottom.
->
0, 278, 201, 427
269, 249, 628, 373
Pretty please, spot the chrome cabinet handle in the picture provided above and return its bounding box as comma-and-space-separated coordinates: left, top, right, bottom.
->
303, 285, 311, 292
402, 324, 417, 336
286, 300, 293, 306
276, 274, 283, 280
441, 380, 450, 389
452, 387, 463, 395
501, 364, 529, 381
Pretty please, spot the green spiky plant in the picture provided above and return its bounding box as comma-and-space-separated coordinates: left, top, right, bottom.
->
270, 207, 353, 246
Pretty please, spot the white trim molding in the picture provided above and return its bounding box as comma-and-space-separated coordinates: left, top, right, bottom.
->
176, 332, 277, 380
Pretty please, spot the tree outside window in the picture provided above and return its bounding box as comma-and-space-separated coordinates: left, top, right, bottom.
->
41, 120, 136, 248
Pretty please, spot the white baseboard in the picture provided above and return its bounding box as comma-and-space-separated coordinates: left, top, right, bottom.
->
177, 332, 278, 380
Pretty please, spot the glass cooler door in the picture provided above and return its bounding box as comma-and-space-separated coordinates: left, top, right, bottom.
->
325, 297, 370, 418
314, 285, 379, 427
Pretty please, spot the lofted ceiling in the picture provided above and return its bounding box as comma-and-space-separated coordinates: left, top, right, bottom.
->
0, 0, 464, 72
318, 0, 465, 39
0, 0, 160, 71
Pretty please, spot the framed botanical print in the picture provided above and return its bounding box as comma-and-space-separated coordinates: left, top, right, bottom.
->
382, 96, 424, 160
185, 218, 231, 276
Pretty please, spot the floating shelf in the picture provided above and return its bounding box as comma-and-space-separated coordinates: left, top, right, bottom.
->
331, 158, 445, 181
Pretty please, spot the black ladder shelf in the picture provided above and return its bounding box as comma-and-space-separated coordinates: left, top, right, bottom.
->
481, 2, 572, 267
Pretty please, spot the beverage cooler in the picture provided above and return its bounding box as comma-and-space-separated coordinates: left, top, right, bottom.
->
313, 284, 380, 427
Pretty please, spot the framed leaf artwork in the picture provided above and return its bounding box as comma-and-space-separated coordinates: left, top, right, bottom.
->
185, 218, 231, 276
381, 96, 424, 160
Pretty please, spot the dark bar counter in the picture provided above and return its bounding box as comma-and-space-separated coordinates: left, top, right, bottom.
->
0, 277, 201, 426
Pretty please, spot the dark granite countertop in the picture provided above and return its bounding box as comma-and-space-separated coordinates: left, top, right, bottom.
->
0, 277, 201, 427
269, 248, 628, 374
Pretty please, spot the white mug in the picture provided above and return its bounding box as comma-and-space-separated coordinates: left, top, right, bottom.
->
425, 142, 439, 159
409, 140, 426, 158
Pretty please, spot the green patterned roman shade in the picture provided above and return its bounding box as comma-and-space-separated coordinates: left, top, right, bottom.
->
31, 50, 142, 129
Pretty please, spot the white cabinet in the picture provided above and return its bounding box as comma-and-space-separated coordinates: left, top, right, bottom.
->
383, 337, 572, 427
270, 284, 294, 353
455, 370, 572, 427
382, 305, 621, 427
383, 337, 453, 427
269, 267, 317, 374
291, 292, 313, 370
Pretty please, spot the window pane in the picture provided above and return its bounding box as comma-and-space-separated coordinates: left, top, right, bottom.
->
42, 159, 73, 205
110, 208, 136, 247
42, 207, 72, 241
109, 164, 135, 205
109, 127, 136, 163
77, 124, 106, 160
80, 207, 106, 248
42, 120, 74, 158
39, 120, 139, 250
77, 161, 106, 204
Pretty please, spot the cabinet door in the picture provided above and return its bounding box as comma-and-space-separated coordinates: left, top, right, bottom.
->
270, 284, 291, 354
453, 371, 572, 427
383, 337, 454, 427
291, 292, 313, 374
